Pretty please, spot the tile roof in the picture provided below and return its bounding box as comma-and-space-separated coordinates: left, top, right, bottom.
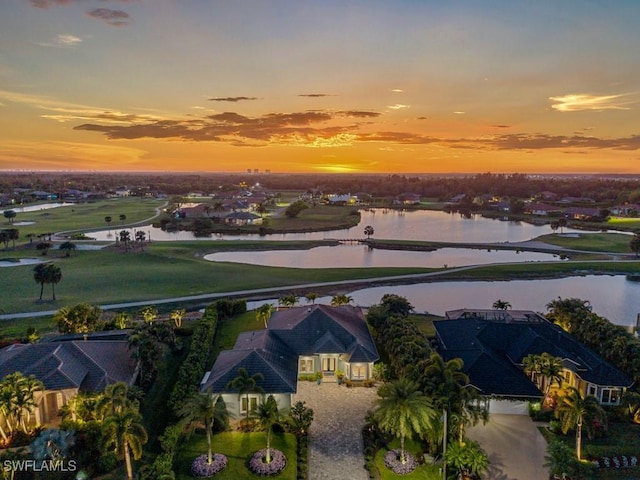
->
435, 314, 632, 397
0, 341, 137, 393
203, 305, 379, 394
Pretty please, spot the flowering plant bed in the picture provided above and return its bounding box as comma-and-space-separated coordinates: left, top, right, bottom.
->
249, 448, 287, 476
191, 453, 228, 477
383, 449, 418, 475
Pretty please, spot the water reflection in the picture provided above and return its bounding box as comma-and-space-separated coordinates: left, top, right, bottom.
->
88, 209, 585, 243
248, 275, 640, 328
204, 245, 564, 268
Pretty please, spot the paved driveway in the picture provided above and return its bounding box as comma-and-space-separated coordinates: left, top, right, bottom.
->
293, 382, 378, 480
467, 414, 549, 480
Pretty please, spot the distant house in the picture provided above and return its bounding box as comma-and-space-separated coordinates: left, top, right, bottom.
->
449, 193, 466, 203
611, 204, 640, 217
326, 194, 358, 206
179, 203, 209, 218
31, 191, 58, 201
563, 207, 602, 220
396, 193, 421, 205
224, 211, 263, 226
0, 339, 138, 426
434, 309, 632, 414
525, 203, 562, 216
201, 305, 379, 417
114, 187, 131, 197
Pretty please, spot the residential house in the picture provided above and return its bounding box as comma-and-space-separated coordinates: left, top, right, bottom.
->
224, 211, 263, 226
0, 339, 138, 426
396, 193, 421, 205
31, 191, 58, 201
524, 203, 562, 216
611, 204, 640, 217
326, 194, 358, 206
434, 309, 632, 414
564, 207, 602, 221
200, 304, 379, 417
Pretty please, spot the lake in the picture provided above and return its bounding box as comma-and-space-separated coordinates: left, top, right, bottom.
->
204, 245, 565, 268
248, 275, 640, 328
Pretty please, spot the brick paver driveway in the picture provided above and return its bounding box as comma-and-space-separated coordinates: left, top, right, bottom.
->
293, 381, 378, 480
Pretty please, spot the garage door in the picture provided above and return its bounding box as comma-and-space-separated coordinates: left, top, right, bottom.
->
489, 399, 529, 415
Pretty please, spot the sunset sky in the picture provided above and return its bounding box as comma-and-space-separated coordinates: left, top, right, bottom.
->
1, 1, 639, 174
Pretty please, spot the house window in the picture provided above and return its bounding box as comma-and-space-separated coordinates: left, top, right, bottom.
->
322, 357, 336, 372
563, 371, 571, 384
241, 396, 259, 414
601, 388, 621, 405
588, 385, 597, 397
352, 364, 366, 380
299, 358, 314, 373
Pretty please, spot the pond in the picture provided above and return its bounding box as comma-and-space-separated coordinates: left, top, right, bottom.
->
248, 275, 640, 328
87, 209, 585, 243
204, 244, 565, 269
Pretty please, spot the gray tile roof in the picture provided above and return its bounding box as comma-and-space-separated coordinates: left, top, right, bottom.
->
0, 341, 137, 393
203, 305, 379, 394
435, 315, 632, 398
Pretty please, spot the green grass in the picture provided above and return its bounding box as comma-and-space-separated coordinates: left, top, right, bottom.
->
175, 431, 297, 480
374, 438, 441, 480
2, 197, 165, 243
535, 233, 635, 254
410, 314, 442, 338
267, 204, 361, 231
211, 311, 262, 361
607, 217, 640, 232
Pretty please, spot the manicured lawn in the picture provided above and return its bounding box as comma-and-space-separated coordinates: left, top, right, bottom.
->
211, 311, 262, 361
374, 438, 441, 480
535, 232, 635, 254
267, 204, 361, 231
175, 431, 297, 480
607, 217, 640, 232
409, 313, 441, 338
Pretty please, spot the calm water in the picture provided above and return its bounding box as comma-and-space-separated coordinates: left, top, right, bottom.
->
204, 245, 565, 268
247, 275, 640, 328
88, 209, 584, 243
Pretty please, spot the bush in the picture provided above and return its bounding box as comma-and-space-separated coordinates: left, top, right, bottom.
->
96, 452, 118, 474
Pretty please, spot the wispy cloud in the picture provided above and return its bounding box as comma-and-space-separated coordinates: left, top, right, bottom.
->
388, 104, 409, 110
38, 34, 82, 48
298, 93, 335, 98
87, 8, 132, 27
209, 96, 258, 102
550, 93, 635, 112
391, 89, 404, 93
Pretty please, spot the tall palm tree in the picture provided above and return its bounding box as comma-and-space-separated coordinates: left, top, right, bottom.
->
226, 368, 264, 419
252, 395, 281, 464
135, 230, 146, 250
98, 382, 136, 420
255, 303, 273, 329
374, 378, 436, 464
330, 294, 353, 306
555, 387, 606, 460
178, 393, 228, 464
33, 263, 48, 300
102, 409, 148, 480
364, 225, 374, 239
278, 295, 298, 309
170, 308, 185, 328
46, 264, 62, 300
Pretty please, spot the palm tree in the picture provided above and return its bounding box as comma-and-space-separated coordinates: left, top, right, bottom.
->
558, 217, 568, 234
135, 230, 146, 250
364, 225, 374, 239
374, 378, 436, 464
330, 294, 353, 306
119, 230, 131, 252
119, 214, 127, 225
3, 210, 16, 224
555, 387, 606, 460
531, 353, 564, 399
105, 216, 112, 232
59, 241, 77, 257
178, 393, 228, 464
255, 303, 273, 329
278, 294, 298, 309
47, 263, 62, 300
0, 373, 44, 435
252, 395, 281, 464
226, 368, 265, 419
98, 382, 136, 420
304, 292, 318, 304
140, 305, 158, 324
102, 409, 148, 480
443, 439, 489, 480
170, 308, 185, 328
33, 263, 48, 300
492, 299, 511, 310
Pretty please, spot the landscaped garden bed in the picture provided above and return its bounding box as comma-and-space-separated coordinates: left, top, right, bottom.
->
175, 431, 297, 479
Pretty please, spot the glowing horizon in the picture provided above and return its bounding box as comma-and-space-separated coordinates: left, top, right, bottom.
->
1, 1, 639, 174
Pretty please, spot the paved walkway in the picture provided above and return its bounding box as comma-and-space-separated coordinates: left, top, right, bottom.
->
293, 382, 378, 480
467, 414, 549, 480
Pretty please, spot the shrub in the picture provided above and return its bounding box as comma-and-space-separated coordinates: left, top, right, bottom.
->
248, 448, 287, 476
96, 452, 118, 474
